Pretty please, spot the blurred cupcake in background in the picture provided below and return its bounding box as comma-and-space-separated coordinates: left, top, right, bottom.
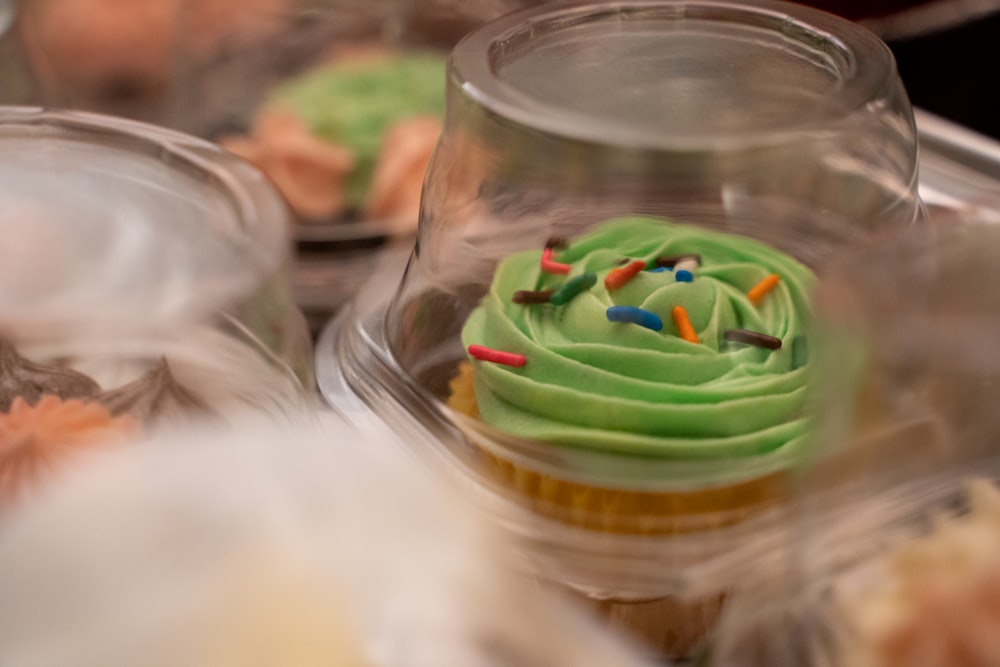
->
19, 0, 295, 109
219, 48, 446, 232
0, 415, 655, 667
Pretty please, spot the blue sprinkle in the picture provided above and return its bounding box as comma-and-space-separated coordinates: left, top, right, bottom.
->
675, 269, 694, 282
606, 306, 663, 331
649, 266, 671, 273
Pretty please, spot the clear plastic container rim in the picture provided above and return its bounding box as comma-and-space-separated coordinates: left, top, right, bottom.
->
0, 105, 291, 288
450, 0, 898, 151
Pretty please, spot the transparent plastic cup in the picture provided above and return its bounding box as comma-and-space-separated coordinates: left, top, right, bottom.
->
16, 0, 546, 328
318, 0, 920, 658
709, 218, 1000, 667
0, 107, 312, 424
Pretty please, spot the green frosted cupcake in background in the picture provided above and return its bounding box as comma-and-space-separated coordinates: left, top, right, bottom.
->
220, 50, 446, 226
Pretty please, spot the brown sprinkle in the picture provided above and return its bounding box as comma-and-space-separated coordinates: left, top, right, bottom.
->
724, 329, 782, 350
513, 289, 555, 304
544, 237, 568, 250
654, 253, 702, 269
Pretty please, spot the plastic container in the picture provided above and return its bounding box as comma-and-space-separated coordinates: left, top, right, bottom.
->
0, 414, 656, 667
0, 107, 312, 424
14, 0, 541, 327
708, 219, 1000, 667
317, 0, 920, 659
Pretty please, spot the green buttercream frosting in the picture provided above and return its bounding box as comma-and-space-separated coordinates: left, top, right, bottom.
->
461, 217, 816, 459
272, 52, 446, 207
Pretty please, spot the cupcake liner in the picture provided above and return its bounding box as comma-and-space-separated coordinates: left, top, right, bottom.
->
447, 361, 790, 657
579, 592, 725, 660
447, 362, 788, 536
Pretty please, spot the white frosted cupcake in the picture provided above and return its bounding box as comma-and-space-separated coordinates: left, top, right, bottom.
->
0, 415, 654, 667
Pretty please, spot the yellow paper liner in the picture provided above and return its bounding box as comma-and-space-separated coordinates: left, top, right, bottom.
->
446, 361, 790, 657
447, 362, 788, 534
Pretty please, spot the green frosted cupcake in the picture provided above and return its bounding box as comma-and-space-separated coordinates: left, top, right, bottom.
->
221, 50, 446, 223
457, 216, 814, 462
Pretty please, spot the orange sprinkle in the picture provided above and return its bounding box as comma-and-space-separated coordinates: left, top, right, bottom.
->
672, 306, 699, 344
747, 274, 781, 305
0, 396, 138, 509
604, 260, 646, 291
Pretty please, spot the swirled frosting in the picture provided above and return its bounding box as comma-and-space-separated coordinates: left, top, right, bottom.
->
461, 217, 815, 459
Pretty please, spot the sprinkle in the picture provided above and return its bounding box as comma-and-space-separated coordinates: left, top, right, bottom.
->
655, 254, 702, 269
545, 237, 568, 250
675, 256, 700, 271
541, 247, 571, 275
512, 289, 555, 304
674, 256, 700, 283
550, 272, 597, 305
606, 306, 663, 331
792, 336, 809, 369
724, 329, 782, 350
604, 261, 646, 290
468, 345, 527, 367
617, 258, 631, 266
672, 306, 699, 344
747, 274, 781, 304
649, 266, 670, 273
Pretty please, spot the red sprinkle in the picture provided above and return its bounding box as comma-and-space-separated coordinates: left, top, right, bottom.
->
605, 260, 647, 290
541, 247, 571, 275
468, 345, 527, 367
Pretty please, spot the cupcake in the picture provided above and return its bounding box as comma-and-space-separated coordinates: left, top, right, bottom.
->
0, 337, 216, 509
451, 216, 813, 531
220, 50, 445, 228
448, 215, 814, 654
836, 479, 1000, 667
21, 0, 294, 108
714, 479, 1000, 667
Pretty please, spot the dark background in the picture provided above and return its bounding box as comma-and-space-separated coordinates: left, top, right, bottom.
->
805, 1, 1000, 139
889, 11, 1000, 139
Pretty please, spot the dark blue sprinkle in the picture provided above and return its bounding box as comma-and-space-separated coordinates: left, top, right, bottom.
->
606, 306, 663, 331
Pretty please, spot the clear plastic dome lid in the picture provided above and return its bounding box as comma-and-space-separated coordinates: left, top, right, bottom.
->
706, 218, 1000, 667
0, 107, 287, 335
0, 108, 311, 449
454, 0, 901, 148
319, 1, 921, 660
383, 0, 920, 477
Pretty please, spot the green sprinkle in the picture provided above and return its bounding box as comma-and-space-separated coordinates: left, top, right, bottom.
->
550, 273, 597, 306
